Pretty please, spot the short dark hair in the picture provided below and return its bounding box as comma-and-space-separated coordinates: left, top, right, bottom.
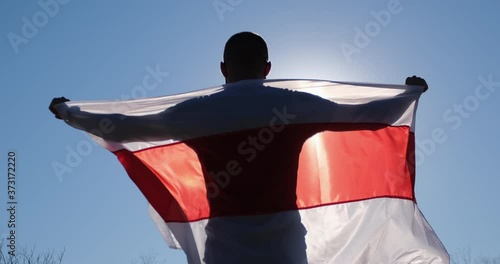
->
223, 32, 268, 71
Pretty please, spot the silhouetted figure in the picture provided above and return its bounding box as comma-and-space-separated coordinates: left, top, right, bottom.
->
49, 31, 428, 264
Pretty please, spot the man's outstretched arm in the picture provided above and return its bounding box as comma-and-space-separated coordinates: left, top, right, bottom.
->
49, 97, 188, 142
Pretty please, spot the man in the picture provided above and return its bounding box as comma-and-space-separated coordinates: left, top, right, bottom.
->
49, 32, 429, 263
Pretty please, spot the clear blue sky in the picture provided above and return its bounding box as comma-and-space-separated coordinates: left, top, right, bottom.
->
1, 1, 499, 263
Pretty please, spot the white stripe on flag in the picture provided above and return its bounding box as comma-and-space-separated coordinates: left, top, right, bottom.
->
150, 198, 448, 264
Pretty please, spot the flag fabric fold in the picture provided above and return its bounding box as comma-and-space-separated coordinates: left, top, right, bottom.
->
58, 79, 449, 264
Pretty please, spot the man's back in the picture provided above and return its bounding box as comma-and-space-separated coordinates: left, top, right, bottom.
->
164, 81, 334, 263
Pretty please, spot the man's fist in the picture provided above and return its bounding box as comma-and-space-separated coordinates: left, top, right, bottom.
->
405, 75, 428, 93
49, 97, 70, 119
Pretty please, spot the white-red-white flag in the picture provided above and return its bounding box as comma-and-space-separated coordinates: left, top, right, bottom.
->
57, 79, 449, 264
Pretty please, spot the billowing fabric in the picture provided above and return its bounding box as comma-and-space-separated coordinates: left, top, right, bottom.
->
57, 79, 449, 264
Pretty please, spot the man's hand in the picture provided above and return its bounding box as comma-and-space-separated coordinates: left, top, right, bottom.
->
49, 97, 70, 119
405, 75, 428, 93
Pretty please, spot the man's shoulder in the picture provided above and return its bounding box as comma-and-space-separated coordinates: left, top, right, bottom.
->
167, 81, 332, 114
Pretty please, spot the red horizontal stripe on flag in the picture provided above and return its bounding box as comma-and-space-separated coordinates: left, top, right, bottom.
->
115, 123, 415, 223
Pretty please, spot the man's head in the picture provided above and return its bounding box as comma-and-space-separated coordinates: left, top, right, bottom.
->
221, 32, 271, 84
